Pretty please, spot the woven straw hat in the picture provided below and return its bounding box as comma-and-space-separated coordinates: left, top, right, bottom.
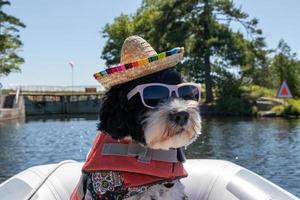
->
94, 35, 184, 88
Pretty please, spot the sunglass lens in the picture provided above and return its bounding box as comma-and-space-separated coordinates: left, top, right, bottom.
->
178, 85, 200, 101
143, 86, 169, 107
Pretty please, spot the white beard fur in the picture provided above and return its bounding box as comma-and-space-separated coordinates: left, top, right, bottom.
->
143, 99, 201, 150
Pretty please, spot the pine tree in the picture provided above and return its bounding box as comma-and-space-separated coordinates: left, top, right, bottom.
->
0, 0, 25, 76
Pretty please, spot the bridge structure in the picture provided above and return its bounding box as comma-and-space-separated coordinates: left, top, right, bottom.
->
2, 85, 105, 117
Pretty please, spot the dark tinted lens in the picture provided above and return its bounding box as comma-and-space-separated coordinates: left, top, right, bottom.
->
143, 85, 169, 107
178, 85, 199, 100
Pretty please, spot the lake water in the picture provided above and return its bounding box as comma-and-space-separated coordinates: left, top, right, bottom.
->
0, 115, 299, 197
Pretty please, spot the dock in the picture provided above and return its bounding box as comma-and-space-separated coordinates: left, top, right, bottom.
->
1, 86, 105, 117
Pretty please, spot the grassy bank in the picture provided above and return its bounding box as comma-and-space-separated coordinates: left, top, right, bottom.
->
241, 85, 300, 117
202, 85, 300, 117
272, 99, 300, 116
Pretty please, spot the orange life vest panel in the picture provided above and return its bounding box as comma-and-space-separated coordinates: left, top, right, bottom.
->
70, 132, 187, 200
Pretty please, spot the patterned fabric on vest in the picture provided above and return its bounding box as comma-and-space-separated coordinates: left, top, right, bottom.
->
84, 171, 151, 200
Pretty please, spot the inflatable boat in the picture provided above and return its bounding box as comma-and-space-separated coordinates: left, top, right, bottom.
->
0, 159, 298, 200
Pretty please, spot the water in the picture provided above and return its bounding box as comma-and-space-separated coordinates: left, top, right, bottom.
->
0, 115, 299, 197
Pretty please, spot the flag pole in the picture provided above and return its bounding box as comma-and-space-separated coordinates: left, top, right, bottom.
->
69, 61, 74, 92
72, 66, 74, 92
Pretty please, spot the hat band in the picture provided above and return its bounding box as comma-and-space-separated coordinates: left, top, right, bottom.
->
93, 47, 184, 80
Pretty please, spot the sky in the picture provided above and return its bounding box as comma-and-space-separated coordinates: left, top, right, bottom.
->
1, 0, 300, 88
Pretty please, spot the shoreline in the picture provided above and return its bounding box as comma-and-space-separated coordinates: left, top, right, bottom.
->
199, 103, 300, 118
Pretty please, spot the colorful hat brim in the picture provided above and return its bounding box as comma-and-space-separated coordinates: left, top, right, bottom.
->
94, 47, 184, 88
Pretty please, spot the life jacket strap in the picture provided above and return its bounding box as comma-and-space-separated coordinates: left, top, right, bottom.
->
102, 143, 180, 163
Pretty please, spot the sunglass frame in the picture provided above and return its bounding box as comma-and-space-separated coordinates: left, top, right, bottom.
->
127, 83, 201, 109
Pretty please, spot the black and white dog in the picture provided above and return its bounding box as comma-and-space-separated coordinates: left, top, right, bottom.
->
90, 68, 201, 200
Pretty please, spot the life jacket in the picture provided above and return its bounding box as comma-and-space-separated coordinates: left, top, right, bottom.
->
70, 132, 187, 200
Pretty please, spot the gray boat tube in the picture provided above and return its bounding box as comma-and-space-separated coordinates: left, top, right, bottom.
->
0, 159, 299, 200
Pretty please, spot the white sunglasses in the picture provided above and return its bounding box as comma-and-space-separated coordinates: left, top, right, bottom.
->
127, 83, 201, 109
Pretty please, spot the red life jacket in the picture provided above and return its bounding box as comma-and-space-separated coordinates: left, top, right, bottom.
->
70, 132, 187, 200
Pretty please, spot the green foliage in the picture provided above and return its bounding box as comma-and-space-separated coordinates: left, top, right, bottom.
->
0, 0, 25, 76
240, 85, 300, 116
101, 0, 268, 102
271, 105, 285, 116
101, 4, 162, 66
271, 99, 300, 116
283, 99, 300, 116
251, 105, 258, 114
101, 15, 135, 66
269, 40, 300, 97
240, 85, 276, 98
100, 0, 300, 112
215, 69, 252, 115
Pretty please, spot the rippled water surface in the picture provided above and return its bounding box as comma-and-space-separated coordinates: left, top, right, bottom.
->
0, 115, 299, 196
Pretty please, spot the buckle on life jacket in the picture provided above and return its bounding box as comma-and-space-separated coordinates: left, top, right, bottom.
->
128, 144, 151, 163
102, 143, 182, 164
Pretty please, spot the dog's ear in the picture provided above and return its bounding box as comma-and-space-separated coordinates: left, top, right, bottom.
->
97, 85, 132, 139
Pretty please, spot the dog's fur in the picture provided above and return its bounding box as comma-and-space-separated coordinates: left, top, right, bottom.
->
97, 68, 201, 199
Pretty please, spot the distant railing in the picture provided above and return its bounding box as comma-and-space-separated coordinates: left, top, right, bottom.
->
7, 85, 105, 93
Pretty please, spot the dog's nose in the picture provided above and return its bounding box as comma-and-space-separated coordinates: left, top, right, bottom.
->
169, 111, 189, 126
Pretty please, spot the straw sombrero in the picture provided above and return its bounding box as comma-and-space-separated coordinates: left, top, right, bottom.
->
93, 35, 184, 88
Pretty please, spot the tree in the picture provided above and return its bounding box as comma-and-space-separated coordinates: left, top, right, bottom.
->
101, 0, 268, 102
0, 0, 25, 76
101, 5, 162, 65
101, 15, 134, 66
270, 40, 300, 97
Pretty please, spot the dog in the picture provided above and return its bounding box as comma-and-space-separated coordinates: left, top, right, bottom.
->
82, 68, 201, 200
70, 35, 202, 200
